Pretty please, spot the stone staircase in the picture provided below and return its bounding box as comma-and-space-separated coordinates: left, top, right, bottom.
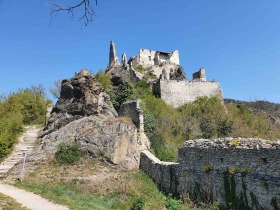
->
0, 126, 40, 178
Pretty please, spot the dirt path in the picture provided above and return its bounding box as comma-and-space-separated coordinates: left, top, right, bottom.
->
0, 183, 69, 210
0, 125, 69, 210
0, 126, 40, 178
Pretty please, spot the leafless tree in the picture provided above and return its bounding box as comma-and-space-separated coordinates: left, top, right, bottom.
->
49, 0, 98, 26
31, 85, 46, 97
50, 80, 62, 99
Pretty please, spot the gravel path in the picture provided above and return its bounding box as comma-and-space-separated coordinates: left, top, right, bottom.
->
0, 183, 69, 210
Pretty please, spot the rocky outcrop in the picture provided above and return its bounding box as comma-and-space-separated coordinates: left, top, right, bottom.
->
106, 64, 131, 86
41, 69, 149, 169
42, 115, 149, 169
118, 99, 144, 132
42, 69, 117, 136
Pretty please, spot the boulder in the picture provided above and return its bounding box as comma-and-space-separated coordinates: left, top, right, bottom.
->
42, 115, 149, 169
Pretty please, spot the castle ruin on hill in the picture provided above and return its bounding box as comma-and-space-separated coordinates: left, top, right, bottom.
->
107, 41, 223, 107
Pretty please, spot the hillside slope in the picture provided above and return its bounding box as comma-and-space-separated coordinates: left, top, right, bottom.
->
225, 99, 280, 125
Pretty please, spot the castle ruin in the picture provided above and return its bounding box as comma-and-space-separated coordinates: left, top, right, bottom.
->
107, 41, 223, 107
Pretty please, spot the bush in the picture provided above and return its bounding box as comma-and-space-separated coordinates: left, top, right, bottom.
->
0, 86, 50, 161
135, 65, 146, 73
131, 197, 145, 210
1, 88, 49, 125
165, 194, 183, 210
55, 142, 84, 165
143, 110, 156, 140
107, 83, 138, 110
95, 69, 111, 91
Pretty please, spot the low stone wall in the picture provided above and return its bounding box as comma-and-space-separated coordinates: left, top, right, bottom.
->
140, 150, 179, 194
140, 138, 280, 209
153, 80, 223, 107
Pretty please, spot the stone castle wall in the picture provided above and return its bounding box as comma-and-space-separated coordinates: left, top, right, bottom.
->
140, 138, 280, 209
168, 50, 180, 65
153, 80, 223, 108
139, 49, 157, 66
140, 150, 179, 195
138, 49, 180, 66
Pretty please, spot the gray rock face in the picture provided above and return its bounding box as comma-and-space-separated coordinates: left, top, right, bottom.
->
106, 64, 131, 86
118, 100, 144, 132
42, 115, 149, 169
42, 70, 117, 136
41, 69, 150, 169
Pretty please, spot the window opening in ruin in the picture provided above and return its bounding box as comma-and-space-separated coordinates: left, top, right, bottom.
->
148, 56, 151, 61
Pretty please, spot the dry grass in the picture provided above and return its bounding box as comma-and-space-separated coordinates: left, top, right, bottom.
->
104, 117, 134, 126
17, 157, 169, 210
0, 193, 28, 210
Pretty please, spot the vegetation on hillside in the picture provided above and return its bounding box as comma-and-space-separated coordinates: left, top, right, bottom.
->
95, 70, 280, 162
133, 80, 280, 161
0, 86, 50, 161
96, 75, 280, 161
225, 98, 280, 125
17, 157, 201, 210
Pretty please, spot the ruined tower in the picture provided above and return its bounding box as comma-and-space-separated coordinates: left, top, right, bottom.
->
109, 41, 119, 66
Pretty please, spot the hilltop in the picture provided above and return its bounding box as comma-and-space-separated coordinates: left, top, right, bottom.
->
0, 41, 279, 209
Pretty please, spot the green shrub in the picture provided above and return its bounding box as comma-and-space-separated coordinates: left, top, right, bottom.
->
135, 65, 146, 73
143, 110, 156, 140
164, 194, 182, 210
95, 69, 111, 91
0, 86, 50, 161
135, 80, 152, 98
107, 83, 138, 110
1, 88, 49, 125
55, 142, 84, 165
131, 197, 145, 210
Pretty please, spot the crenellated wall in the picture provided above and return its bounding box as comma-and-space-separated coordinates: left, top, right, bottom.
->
140, 138, 280, 209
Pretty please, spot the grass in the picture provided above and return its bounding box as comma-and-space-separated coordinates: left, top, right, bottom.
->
14, 156, 220, 209
0, 193, 28, 210
16, 182, 118, 210
14, 157, 173, 210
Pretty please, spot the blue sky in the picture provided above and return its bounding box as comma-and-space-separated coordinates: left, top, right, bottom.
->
0, 0, 279, 103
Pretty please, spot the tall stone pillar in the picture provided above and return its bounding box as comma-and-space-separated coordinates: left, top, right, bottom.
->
122, 53, 127, 66
109, 41, 120, 66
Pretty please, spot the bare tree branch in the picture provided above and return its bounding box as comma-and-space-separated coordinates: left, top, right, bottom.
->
49, 80, 62, 99
49, 0, 98, 26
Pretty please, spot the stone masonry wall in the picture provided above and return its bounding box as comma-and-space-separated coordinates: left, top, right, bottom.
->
139, 49, 157, 66
140, 138, 280, 209
140, 150, 179, 195
153, 80, 223, 108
